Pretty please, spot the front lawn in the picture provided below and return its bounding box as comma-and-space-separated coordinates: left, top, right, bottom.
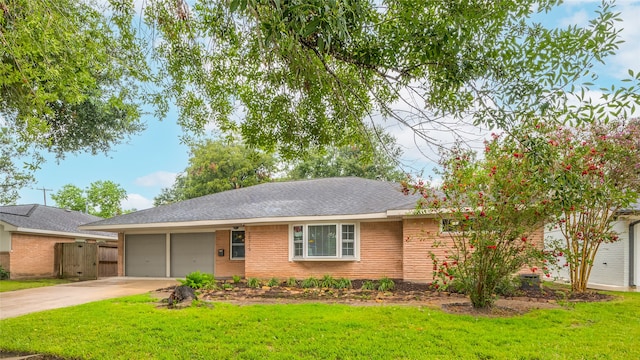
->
1, 292, 638, 359
0, 279, 73, 292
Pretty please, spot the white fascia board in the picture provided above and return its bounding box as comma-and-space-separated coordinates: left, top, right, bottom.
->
14, 227, 117, 241
386, 208, 469, 217
0, 221, 17, 231
79, 213, 391, 232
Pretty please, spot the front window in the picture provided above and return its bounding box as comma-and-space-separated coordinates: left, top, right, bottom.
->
231, 230, 245, 259
291, 223, 357, 260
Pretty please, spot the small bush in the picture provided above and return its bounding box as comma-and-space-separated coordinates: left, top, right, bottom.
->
0, 265, 9, 280
377, 277, 395, 292
247, 277, 261, 288
301, 276, 319, 288
179, 271, 215, 290
320, 274, 337, 288
267, 277, 279, 287
335, 278, 352, 289
222, 283, 233, 290
495, 276, 521, 297
360, 280, 377, 290
286, 277, 298, 287
232, 275, 242, 284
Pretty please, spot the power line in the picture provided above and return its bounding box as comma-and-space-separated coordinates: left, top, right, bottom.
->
35, 187, 53, 206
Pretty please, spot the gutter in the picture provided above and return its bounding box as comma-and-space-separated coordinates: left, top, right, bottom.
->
631, 219, 640, 287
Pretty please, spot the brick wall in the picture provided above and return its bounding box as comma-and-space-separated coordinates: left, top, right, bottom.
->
8, 233, 77, 279
402, 218, 443, 282
215, 230, 245, 278
402, 218, 548, 283
244, 221, 403, 280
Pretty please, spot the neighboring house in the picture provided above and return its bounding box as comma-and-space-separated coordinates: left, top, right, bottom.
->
545, 201, 640, 291
81, 177, 545, 282
0, 205, 117, 279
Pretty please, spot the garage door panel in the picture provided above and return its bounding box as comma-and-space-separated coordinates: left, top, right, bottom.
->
125, 234, 166, 277
170, 233, 215, 277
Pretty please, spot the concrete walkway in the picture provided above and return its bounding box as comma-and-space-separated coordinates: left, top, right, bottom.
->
0, 277, 179, 320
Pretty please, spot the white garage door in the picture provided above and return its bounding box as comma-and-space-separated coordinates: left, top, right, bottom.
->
170, 233, 215, 277
125, 234, 166, 277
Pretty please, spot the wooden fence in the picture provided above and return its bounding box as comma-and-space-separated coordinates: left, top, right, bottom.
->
55, 243, 118, 279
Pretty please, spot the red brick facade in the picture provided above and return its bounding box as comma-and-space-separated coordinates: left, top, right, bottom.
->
214, 230, 245, 277
114, 218, 546, 282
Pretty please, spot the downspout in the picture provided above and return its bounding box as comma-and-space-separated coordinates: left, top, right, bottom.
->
630, 220, 640, 287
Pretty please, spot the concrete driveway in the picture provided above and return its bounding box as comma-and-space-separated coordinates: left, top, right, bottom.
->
0, 277, 179, 320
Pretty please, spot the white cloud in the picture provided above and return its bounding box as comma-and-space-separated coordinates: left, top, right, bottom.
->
134, 171, 178, 188
559, 9, 590, 27
122, 193, 154, 211
613, 3, 640, 77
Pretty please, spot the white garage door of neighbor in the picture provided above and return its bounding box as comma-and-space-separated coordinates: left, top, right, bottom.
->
125, 234, 166, 277
170, 233, 216, 277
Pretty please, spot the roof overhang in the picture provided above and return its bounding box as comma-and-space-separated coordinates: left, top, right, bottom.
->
79, 212, 401, 232
6, 227, 117, 241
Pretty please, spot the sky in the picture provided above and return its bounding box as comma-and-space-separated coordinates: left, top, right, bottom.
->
15, 0, 640, 211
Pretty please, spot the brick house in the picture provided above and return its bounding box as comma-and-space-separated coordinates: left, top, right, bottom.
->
0, 205, 117, 279
81, 177, 544, 282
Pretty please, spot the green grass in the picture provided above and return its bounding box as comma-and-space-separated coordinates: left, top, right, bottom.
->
0, 279, 73, 292
1, 292, 639, 359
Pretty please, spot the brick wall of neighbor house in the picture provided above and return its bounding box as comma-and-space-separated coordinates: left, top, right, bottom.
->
8, 233, 78, 279
215, 230, 245, 278
244, 222, 404, 280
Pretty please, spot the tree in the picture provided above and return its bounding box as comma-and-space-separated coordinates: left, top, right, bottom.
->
51, 180, 128, 218
154, 139, 277, 205
287, 125, 406, 182
403, 132, 556, 308
1, 0, 149, 197
0, 129, 39, 204
143, 0, 640, 159
545, 118, 640, 293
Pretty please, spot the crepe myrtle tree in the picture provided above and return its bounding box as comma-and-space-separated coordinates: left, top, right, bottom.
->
545, 118, 640, 293
402, 131, 557, 308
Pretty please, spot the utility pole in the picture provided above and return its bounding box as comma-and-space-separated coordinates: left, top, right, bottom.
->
36, 187, 53, 206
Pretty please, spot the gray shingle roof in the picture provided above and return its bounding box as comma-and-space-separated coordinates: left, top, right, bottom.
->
84, 177, 421, 229
0, 204, 116, 239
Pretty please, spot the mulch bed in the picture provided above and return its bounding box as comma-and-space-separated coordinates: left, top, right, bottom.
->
155, 279, 615, 317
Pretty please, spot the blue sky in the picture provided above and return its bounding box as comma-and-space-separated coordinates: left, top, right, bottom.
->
16, 0, 640, 210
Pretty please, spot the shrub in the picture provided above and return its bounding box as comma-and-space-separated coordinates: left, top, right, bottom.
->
232, 275, 242, 284
335, 278, 352, 289
320, 274, 336, 288
0, 265, 9, 280
179, 271, 215, 290
267, 277, 279, 287
495, 276, 521, 297
360, 280, 376, 290
286, 277, 298, 287
301, 276, 319, 288
247, 277, 261, 288
377, 277, 395, 292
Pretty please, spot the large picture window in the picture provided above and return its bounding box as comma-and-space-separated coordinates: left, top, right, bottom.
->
291, 223, 358, 260
231, 230, 245, 260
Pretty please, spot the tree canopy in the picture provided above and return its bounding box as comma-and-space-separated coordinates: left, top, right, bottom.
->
0, 0, 150, 203
51, 180, 128, 218
143, 0, 640, 159
154, 139, 278, 205
287, 125, 406, 182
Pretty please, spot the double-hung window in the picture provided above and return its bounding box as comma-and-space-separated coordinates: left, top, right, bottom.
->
291, 223, 358, 260
231, 230, 245, 260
